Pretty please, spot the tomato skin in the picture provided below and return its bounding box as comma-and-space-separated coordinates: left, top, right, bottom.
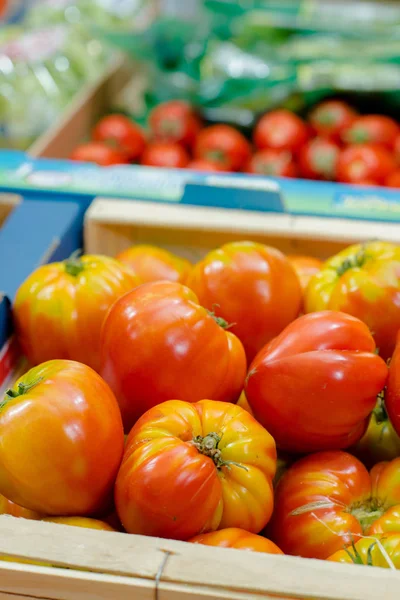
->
93, 114, 146, 161
305, 241, 400, 360
42, 517, 116, 531
394, 134, 400, 163
342, 115, 399, 149
245, 311, 388, 453
141, 142, 190, 168
187, 160, 225, 172
287, 255, 323, 295
13, 254, 139, 372
100, 281, 247, 431
386, 171, 400, 188
0, 495, 41, 520
0, 360, 124, 515
254, 110, 309, 153
115, 399, 276, 539
190, 528, 283, 554
187, 241, 302, 363
70, 142, 129, 166
298, 137, 340, 180
149, 100, 202, 149
328, 533, 400, 568
337, 143, 396, 184
116, 245, 192, 285
309, 100, 357, 141
385, 333, 400, 437
195, 125, 251, 171
246, 149, 298, 178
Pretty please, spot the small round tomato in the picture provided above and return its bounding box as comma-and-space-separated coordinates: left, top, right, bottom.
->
270, 451, 400, 559
337, 143, 396, 184
342, 115, 399, 149
386, 171, 400, 188
42, 517, 116, 531
246, 149, 298, 178
195, 125, 251, 171
115, 399, 276, 539
308, 100, 357, 141
328, 533, 400, 568
190, 528, 283, 554
187, 241, 302, 363
298, 137, 341, 180
187, 159, 225, 172
245, 311, 388, 453
70, 142, 129, 166
253, 110, 309, 153
305, 241, 400, 360
141, 142, 190, 168
149, 100, 202, 149
116, 245, 192, 284
100, 281, 246, 431
93, 114, 146, 161
0, 360, 124, 515
0, 495, 41, 520
13, 253, 139, 372
287, 255, 323, 295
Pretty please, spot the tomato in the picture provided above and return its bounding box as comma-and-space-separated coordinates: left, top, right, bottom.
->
115, 399, 276, 539
309, 100, 357, 141
386, 171, 400, 188
246, 149, 298, 178
342, 115, 399, 149
149, 100, 202, 149
253, 110, 309, 153
337, 143, 396, 184
93, 114, 146, 161
245, 311, 388, 453
298, 137, 340, 180
42, 517, 116, 531
305, 241, 400, 360
0, 495, 41, 520
116, 245, 191, 285
270, 451, 400, 559
190, 528, 283, 554
395, 134, 400, 163
385, 332, 400, 437
0, 360, 124, 515
13, 253, 138, 372
100, 281, 246, 431
328, 534, 400, 568
141, 142, 189, 168
287, 255, 323, 295
187, 242, 302, 363
70, 142, 129, 166
187, 159, 225, 172
237, 391, 254, 416
195, 125, 251, 171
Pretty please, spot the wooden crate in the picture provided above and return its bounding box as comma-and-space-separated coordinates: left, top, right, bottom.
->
0, 194, 20, 229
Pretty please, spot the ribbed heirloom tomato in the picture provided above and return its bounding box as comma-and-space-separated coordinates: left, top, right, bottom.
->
116, 245, 192, 284
305, 241, 400, 359
0, 494, 41, 520
385, 332, 400, 437
13, 253, 139, 372
328, 533, 400, 568
287, 255, 322, 311
245, 311, 388, 453
115, 400, 276, 539
0, 360, 124, 515
100, 281, 246, 431
190, 528, 283, 554
271, 451, 400, 559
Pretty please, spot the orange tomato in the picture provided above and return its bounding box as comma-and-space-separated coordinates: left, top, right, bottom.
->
42, 517, 116, 531
190, 528, 283, 554
188, 242, 302, 362
0, 494, 41, 520
115, 400, 276, 540
328, 533, 400, 568
13, 253, 139, 372
116, 245, 192, 284
287, 255, 322, 294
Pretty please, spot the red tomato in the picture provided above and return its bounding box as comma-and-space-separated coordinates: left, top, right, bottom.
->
42, 517, 116, 532
386, 171, 400, 188
0, 495, 41, 520
342, 115, 399, 149
355, 179, 380, 186
0, 360, 124, 515
115, 400, 276, 539
385, 333, 400, 438
271, 451, 400, 559
245, 311, 388, 453
13, 253, 139, 372
187, 159, 225, 172
298, 137, 340, 180
195, 125, 251, 171
190, 528, 283, 554
253, 110, 309, 153
246, 149, 298, 178
70, 142, 128, 166
93, 114, 146, 161
187, 241, 302, 363
141, 142, 189, 168
116, 245, 192, 284
308, 100, 357, 141
395, 134, 400, 163
337, 144, 396, 184
149, 100, 202, 149
100, 281, 246, 431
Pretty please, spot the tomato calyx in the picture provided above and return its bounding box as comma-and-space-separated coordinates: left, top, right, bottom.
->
373, 391, 388, 424
336, 249, 367, 276
2, 377, 43, 410
350, 499, 386, 533
344, 538, 377, 566
191, 432, 248, 472
207, 309, 234, 330
64, 250, 84, 277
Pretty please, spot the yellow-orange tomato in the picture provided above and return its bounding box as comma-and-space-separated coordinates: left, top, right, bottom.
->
328, 533, 400, 568
305, 242, 400, 359
115, 400, 276, 540
190, 528, 283, 554
13, 253, 139, 372
42, 517, 116, 531
116, 245, 192, 284
287, 255, 322, 293
236, 392, 254, 416
0, 494, 41, 520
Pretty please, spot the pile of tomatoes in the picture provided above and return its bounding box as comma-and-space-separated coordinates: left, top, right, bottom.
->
71, 99, 400, 188
3, 239, 400, 569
